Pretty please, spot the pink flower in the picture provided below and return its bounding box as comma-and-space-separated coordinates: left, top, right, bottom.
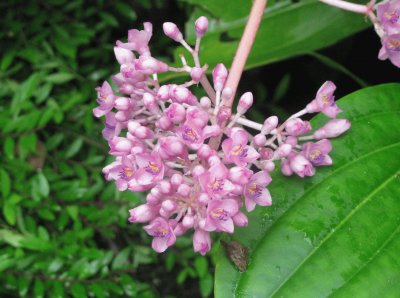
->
287, 152, 315, 178
116, 22, 153, 55
222, 128, 259, 167
198, 162, 235, 199
376, 0, 400, 35
301, 139, 332, 166
104, 156, 136, 191
144, 217, 176, 253
244, 171, 272, 212
285, 118, 312, 136
306, 81, 341, 118
93, 82, 115, 118
178, 120, 221, 150
193, 229, 211, 255
204, 199, 239, 233
378, 34, 400, 67
128, 153, 164, 191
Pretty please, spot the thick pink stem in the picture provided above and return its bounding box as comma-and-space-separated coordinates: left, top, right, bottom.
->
224, 0, 267, 108
319, 0, 369, 14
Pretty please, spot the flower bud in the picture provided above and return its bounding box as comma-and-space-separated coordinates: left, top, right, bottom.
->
170, 174, 183, 186
156, 116, 173, 130
262, 116, 279, 134
212, 63, 228, 92
143, 93, 160, 114
119, 84, 134, 94
253, 134, 267, 147
114, 97, 131, 111
285, 136, 298, 147
217, 106, 232, 125
237, 92, 253, 114
198, 193, 210, 205
159, 180, 172, 194
115, 111, 129, 122
129, 204, 158, 223
262, 160, 275, 172
127, 120, 141, 134
157, 85, 170, 101
174, 223, 187, 237
134, 126, 153, 139
193, 229, 211, 255
165, 103, 186, 123
195, 16, 208, 37
146, 194, 160, 205
192, 165, 205, 177
313, 119, 351, 139
281, 159, 293, 176
285, 118, 312, 136
182, 214, 194, 228
198, 144, 213, 160
190, 67, 204, 83
114, 47, 134, 64
200, 97, 211, 110
233, 212, 248, 227
177, 184, 191, 197
163, 22, 183, 42
276, 144, 292, 158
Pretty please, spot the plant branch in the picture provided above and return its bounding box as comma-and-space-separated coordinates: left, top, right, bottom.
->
224, 0, 267, 108
319, 0, 369, 14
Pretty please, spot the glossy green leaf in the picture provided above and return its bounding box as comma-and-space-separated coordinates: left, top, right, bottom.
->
165, 0, 370, 81
45, 73, 75, 84
0, 169, 11, 198
215, 84, 400, 297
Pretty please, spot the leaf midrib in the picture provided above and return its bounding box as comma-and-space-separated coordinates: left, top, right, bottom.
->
235, 140, 400, 292
269, 167, 400, 297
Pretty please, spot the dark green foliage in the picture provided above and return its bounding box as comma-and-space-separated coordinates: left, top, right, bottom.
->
0, 0, 213, 297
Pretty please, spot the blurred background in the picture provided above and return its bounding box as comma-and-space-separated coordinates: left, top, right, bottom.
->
0, 0, 397, 297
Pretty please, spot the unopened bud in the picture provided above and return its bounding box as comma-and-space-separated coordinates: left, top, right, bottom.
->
212, 63, 228, 92
195, 16, 208, 37
237, 92, 253, 114
262, 116, 279, 134
190, 67, 204, 83
163, 22, 183, 42
313, 119, 351, 139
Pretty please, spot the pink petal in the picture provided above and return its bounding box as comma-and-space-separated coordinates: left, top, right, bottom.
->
152, 237, 169, 253
254, 189, 272, 206
245, 196, 257, 212
216, 218, 234, 233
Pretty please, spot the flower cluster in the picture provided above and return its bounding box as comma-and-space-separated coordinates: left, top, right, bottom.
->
375, 0, 400, 67
94, 18, 350, 254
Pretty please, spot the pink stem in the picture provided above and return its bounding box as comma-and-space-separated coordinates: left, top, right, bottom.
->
224, 0, 267, 108
319, 0, 369, 14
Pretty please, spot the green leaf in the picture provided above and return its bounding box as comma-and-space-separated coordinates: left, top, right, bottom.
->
3, 137, 15, 159
115, 2, 137, 20
112, 247, 131, 270
64, 138, 83, 158
194, 256, 208, 278
1, 50, 16, 71
70, 283, 86, 298
200, 272, 213, 298
0, 169, 11, 198
215, 84, 400, 297
33, 280, 44, 298
45, 73, 75, 84
18, 277, 31, 297
99, 12, 118, 27
3, 200, 17, 225
164, 0, 370, 81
